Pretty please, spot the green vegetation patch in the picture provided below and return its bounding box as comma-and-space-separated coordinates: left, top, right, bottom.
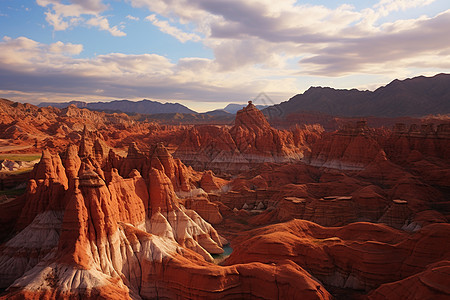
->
0, 153, 41, 162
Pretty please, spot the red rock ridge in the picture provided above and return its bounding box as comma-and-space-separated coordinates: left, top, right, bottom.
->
174, 101, 322, 173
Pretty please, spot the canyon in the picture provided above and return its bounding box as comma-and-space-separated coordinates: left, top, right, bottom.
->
0, 89, 449, 299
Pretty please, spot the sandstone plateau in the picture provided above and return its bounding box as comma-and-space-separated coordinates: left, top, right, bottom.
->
1, 96, 449, 300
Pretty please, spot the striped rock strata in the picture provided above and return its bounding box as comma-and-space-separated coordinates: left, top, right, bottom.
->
0, 143, 329, 299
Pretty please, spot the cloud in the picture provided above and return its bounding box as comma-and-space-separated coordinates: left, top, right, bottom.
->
36, 0, 125, 37
48, 41, 83, 54
129, 0, 448, 76
126, 15, 139, 21
2, 0, 449, 109
43, 10, 81, 31
0, 36, 302, 108
36, 0, 106, 15
146, 14, 201, 43
70, 0, 107, 13
299, 9, 450, 75
374, 0, 436, 16
86, 16, 126, 37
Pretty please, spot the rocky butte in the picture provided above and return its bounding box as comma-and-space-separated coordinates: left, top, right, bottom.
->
174, 101, 322, 174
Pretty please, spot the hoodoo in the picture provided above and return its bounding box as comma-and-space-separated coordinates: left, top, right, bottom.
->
0, 137, 331, 299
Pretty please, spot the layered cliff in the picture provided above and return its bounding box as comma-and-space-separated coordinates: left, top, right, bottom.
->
175, 101, 322, 173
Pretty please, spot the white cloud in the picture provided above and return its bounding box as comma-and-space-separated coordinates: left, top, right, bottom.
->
146, 14, 200, 43
36, 0, 106, 16
86, 16, 126, 37
126, 15, 139, 21
374, 0, 436, 16
44, 11, 68, 30
36, 0, 125, 37
49, 41, 83, 54
299, 9, 450, 76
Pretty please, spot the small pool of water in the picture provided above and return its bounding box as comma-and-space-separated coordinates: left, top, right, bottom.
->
212, 245, 233, 264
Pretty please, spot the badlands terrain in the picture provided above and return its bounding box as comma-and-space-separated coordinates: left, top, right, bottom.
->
0, 77, 450, 299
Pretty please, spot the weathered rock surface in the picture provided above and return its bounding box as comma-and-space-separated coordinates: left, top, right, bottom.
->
225, 220, 450, 293
305, 121, 387, 170
200, 170, 228, 192
367, 261, 450, 300
183, 194, 223, 224
174, 101, 322, 173
0, 140, 331, 300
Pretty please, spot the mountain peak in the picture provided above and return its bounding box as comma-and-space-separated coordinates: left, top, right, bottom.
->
234, 100, 271, 130
38, 99, 197, 115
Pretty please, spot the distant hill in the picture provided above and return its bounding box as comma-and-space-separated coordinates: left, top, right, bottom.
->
38, 99, 197, 115
264, 73, 450, 118
223, 103, 269, 114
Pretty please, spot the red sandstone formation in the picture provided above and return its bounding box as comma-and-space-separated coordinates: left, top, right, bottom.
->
183, 193, 224, 224
368, 261, 450, 299
107, 142, 194, 193
305, 121, 387, 170
224, 220, 450, 295
213, 151, 448, 231
1, 98, 449, 299
200, 170, 228, 192
14, 149, 68, 230
174, 101, 322, 173
0, 98, 187, 156
0, 140, 331, 300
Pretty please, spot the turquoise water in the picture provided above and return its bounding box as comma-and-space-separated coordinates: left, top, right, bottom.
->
212, 245, 233, 264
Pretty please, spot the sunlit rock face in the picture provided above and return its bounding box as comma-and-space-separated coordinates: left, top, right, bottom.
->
304, 121, 387, 171
0, 137, 332, 300
174, 101, 322, 174
224, 220, 450, 296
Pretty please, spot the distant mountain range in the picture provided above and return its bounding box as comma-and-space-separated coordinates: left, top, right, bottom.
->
264, 73, 450, 118
38, 99, 197, 115
38, 99, 270, 117
38, 74, 450, 119
222, 103, 269, 114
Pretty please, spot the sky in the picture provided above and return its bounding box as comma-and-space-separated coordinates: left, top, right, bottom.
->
0, 0, 449, 112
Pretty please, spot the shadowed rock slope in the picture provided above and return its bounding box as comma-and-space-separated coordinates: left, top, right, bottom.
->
265, 73, 450, 118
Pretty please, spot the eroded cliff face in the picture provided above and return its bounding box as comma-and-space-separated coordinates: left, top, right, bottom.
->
0, 135, 330, 300
215, 133, 449, 234
174, 101, 322, 173
304, 121, 450, 173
